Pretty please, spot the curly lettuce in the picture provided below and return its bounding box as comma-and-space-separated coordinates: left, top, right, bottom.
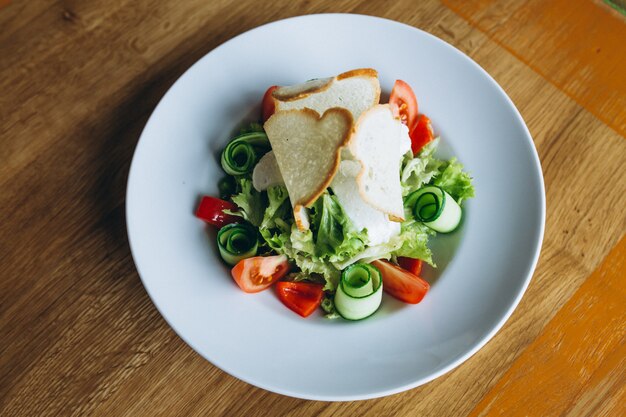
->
332, 219, 434, 270
309, 193, 368, 260
401, 138, 474, 204
262, 222, 342, 290
401, 138, 442, 196
260, 185, 290, 230
392, 220, 435, 264
432, 158, 475, 204
228, 177, 264, 226
258, 192, 367, 291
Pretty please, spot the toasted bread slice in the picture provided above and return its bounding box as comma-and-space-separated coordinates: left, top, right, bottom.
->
264, 108, 353, 229
273, 69, 380, 121
349, 104, 411, 221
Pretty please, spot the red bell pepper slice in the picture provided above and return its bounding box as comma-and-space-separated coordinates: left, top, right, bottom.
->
195, 196, 240, 228
275, 281, 324, 317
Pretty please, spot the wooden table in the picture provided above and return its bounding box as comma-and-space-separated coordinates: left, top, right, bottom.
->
1, 1, 625, 415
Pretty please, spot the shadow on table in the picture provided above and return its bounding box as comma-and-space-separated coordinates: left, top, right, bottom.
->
85, 16, 285, 275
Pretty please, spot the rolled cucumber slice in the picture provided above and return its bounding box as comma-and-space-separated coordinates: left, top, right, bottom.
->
220, 132, 271, 175
406, 185, 462, 233
334, 264, 383, 320
217, 223, 258, 265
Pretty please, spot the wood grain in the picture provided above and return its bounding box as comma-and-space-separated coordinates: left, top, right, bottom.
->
1, 0, 625, 416
443, 0, 626, 137
469, 237, 626, 417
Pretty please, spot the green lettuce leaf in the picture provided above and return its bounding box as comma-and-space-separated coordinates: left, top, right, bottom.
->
258, 193, 343, 290
258, 185, 292, 253
309, 193, 367, 260
228, 177, 264, 227
331, 241, 401, 270
392, 220, 434, 264
289, 222, 343, 290
290, 223, 316, 254
310, 194, 343, 256
401, 138, 475, 205
432, 158, 475, 204
261, 221, 341, 291
332, 219, 434, 269
259, 215, 291, 252
260, 185, 290, 230
294, 253, 341, 291
401, 138, 443, 196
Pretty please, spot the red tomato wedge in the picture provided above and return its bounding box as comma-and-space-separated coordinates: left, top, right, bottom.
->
389, 80, 419, 134
397, 257, 423, 276
231, 255, 290, 293
371, 260, 429, 304
275, 281, 324, 317
262, 85, 278, 122
410, 114, 435, 155
195, 196, 240, 228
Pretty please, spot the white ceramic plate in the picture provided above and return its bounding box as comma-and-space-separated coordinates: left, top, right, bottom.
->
126, 14, 545, 401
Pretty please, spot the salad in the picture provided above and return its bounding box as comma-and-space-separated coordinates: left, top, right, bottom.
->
195, 69, 474, 320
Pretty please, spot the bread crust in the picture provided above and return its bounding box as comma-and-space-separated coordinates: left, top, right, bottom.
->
337, 68, 381, 109
293, 205, 310, 231
272, 68, 381, 110
272, 78, 333, 102
336, 68, 378, 80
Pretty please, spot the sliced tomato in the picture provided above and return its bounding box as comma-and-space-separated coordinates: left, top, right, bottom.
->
371, 260, 429, 304
397, 257, 423, 276
410, 114, 435, 155
389, 80, 419, 134
195, 196, 240, 228
262, 85, 279, 122
231, 255, 290, 293
275, 281, 324, 317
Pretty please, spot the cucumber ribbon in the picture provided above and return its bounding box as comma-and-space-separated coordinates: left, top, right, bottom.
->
217, 223, 258, 265
220, 132, 271, 175
334, 263, 383, 320
405, 185, 462, 233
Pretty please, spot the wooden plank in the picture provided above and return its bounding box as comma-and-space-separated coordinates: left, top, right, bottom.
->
0, 1, 57, 43
1, 0, 625, 416
443, 0, 626, 138
468, 237, 626, 417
